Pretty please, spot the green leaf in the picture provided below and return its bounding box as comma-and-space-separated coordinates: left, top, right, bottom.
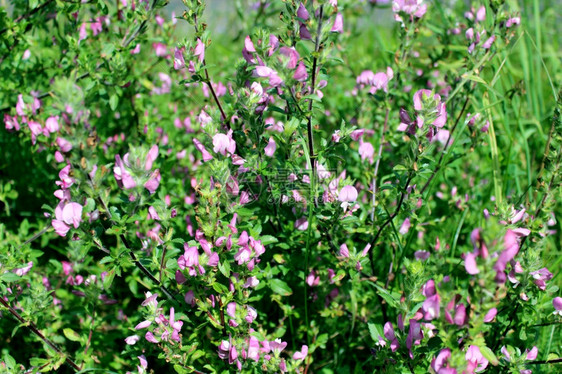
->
218, 260, 230, 278
270, 279, 292, 296
368, 323, 383, 342
1, 272, 20, 283
260, 235, 278, 246
103, 270, 115, 291
63, 328, 81, 342
109, 94, 118, 111
478, 345, 499, 366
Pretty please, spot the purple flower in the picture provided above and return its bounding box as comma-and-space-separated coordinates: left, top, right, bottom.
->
530, 268, 553, 291
297, 2, 309, 20
553, 297, 562, 314
422, 294, 441, 320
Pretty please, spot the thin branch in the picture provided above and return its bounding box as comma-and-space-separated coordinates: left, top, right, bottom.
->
193, 16, 229, 129
528, 358, 562, 365
0, 297, 81, 371
305, 5, 325, 180
419, 95, 470, 195
371, 108, 390, 221
94, 194, 176, 303
368, 169, 415, 276
0, 0, 55, 36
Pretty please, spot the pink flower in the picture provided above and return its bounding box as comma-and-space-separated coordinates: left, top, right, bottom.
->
350, 129, 365, 141
213, 132, 236, 156
393, 0, 427, 22
399, 218, 411, 235
193, 138, 214, 162
125, 335, 140, 345
194, 39, 205, 62
244, 36, 256, 53
264, 137, 276, 157
338, 185, 358, 202
14, 261, 33, 276
331, 13, 343, 33
483, 308, 497, 322
506, 17, 520, 28
553, 297, 562, 313
476, 6, 486, 22
482, 35, 496, 49
306, 271, 319, 287
413, 89, 435, 110
464, 252, 479, 274
293, 345, 308, 360
62, 202, 83, 229
153, 42, 167, 57
144, 146, 159, 171
144, 169, 161, 194
293, 62, 308, 81
529, 268, 553, 291
114, 154, 137, 189
339, 244, 350, 258
384, 322, 399, 351
145, 331, 158, 343
279, 47, 300, 69
135, 320, 152, 330
422, 294, 441, 320
295, 217, 308, 231
183, 245, 200, 267
431, 348, 452, 373
297, 2, 309, 20
465, 345, 488, 372
525, 346, 538, 361
45, 116, 59, 133
247, 336, 260, 361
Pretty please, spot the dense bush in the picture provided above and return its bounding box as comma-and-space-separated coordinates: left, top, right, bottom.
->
1, 0, 561, 373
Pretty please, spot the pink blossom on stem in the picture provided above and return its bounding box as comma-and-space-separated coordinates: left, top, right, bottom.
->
293, 345, 308, 360
331, 13, 343, 33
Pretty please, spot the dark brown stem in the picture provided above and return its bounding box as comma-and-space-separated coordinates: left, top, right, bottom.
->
305, 5, 324, 180
528, 358, 562, 365
0, 297, 81, 371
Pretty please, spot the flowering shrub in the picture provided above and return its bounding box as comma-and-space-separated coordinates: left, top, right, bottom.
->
1, 0, 561, 373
